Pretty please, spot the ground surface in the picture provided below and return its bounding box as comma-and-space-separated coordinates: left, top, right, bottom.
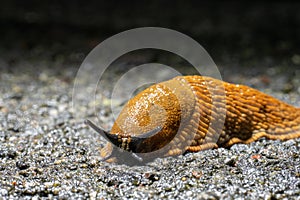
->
1, 1, 300, 199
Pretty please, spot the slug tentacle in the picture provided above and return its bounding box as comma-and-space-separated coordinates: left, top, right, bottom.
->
99, 145, 144, 164
85, 119, 162, 153
85, 119, 117, 142
86, 75, 300, 164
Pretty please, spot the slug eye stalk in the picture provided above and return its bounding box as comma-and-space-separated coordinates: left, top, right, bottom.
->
84, 119, 117, 143
85, 119, 161, 162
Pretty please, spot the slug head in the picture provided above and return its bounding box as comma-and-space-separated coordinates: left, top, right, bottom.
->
87, 77, 196, 164
85, 119, 160, 164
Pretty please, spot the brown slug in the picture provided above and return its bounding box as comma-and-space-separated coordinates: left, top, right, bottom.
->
86, 75, 300, 164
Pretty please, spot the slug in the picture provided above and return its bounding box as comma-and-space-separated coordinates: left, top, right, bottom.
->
86, 75, 300, 164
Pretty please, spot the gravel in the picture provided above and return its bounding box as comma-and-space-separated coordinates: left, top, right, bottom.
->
0, 53, 300, 199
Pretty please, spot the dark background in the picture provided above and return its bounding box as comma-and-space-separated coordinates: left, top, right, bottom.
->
0, 1, 299, 75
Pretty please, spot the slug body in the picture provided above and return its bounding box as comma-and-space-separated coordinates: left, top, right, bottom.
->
87, 76, 300, 164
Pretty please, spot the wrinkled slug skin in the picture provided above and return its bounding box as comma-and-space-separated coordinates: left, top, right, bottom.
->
101, 75, 300, 162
